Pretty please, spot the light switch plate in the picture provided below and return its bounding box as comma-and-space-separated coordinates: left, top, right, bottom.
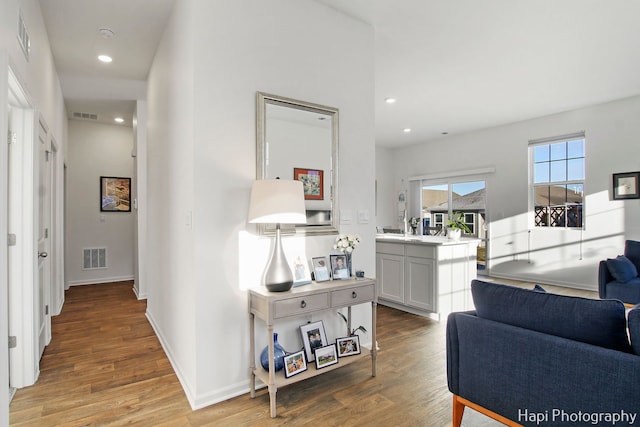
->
358, 209, 370, 224
340, 209, 352, 224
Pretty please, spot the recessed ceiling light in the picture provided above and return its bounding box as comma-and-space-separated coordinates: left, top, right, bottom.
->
114, 117, 124, 123
98, 55, 112, 63
385, 98, 396, 104
403, 128, 411, 133
98, 28, 115, 39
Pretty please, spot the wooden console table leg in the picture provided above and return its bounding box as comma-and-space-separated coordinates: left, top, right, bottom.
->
371, 301, 377, 376
249, 312, 256, 398
267, 325, 277, 418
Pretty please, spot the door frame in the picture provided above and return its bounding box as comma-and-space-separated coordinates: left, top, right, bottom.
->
1, 54, 11, 427
7, 65, 41, 389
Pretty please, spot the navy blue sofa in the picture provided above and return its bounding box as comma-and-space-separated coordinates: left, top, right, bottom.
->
599, 240, 640, 304
447, 280, 640, 427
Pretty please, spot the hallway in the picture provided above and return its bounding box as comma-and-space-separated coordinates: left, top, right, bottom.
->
9, 282, 189, 425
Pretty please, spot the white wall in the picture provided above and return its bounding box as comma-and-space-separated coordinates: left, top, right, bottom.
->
376, 146, 397, 228
147, 0, 374, 409
65, 120, 135, 286
378, 95, 640, 290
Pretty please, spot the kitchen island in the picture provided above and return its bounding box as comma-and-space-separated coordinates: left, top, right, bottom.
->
375, 234, 479, 320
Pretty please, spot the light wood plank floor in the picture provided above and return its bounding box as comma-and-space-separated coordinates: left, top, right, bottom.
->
10, 278, 597, 426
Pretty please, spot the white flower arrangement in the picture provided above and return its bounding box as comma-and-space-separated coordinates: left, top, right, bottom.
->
333, 234, 361, 254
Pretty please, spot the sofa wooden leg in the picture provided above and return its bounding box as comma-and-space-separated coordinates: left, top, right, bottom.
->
452, 394, 465, 427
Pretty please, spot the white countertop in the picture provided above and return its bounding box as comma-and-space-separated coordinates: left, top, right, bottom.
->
376, 234, 480, 246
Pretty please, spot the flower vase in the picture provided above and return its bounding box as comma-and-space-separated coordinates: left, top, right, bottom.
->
345, 252, 353, 278
260, 333, 286, 372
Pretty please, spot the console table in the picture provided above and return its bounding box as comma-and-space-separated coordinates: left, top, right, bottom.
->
248, 278, 377, 418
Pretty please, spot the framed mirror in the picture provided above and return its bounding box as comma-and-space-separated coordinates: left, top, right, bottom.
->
256, 92, 339, 235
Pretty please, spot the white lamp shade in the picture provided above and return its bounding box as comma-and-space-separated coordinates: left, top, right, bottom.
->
248, 179, 307, 224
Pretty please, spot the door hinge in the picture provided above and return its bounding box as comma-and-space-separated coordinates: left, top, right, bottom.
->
45, 150, 51, 162
8, 234, 17, 246
7, 131, 16, 145
8, 336, 16, 349
45, 305, 49, 315
45, 228, 49, 239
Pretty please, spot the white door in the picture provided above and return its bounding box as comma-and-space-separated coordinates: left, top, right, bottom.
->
36, 119, 51, 358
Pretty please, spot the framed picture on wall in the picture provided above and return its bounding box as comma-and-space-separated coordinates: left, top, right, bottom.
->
100, 176, 132, 212
294, 167, 324, 200
613, 172, 640, 200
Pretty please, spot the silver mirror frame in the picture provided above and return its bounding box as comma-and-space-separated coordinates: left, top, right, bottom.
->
256, 91, 339, 236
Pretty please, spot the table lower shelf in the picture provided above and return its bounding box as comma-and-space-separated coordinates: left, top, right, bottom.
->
253, 348, 372, 388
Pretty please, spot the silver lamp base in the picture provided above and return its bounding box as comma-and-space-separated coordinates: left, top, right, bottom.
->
263, 225, 293, 292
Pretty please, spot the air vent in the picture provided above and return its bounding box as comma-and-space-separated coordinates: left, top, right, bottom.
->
82, 248, 107, 270
17, 10, 30, 61
72, 112, 99, 121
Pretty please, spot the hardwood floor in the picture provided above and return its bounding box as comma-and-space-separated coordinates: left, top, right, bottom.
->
9, 278, 597, 426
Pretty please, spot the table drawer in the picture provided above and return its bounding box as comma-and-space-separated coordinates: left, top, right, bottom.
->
331, 284, 375, 307
273, 293, 329, 318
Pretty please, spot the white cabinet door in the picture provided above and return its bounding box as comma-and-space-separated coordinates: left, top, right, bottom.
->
405, 256, 436, 312
376, 253, 405, 303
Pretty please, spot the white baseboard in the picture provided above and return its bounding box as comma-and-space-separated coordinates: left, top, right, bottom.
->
487, 272, 597, 292
67, 276, 134, 287
145, 310, 251, 410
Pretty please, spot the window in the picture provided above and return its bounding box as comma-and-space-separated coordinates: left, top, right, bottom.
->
530, 133, 585, 228
434, 213, 444, 229
463, 213, 475, 234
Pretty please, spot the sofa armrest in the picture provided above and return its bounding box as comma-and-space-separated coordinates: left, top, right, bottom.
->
598, 260, 614, 298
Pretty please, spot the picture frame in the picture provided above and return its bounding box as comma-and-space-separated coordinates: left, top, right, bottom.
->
100, 176, 131, 212
314, 344, 338, 369
336, 336, 361, 358
613, 172, 640, 200
312, 256, 331, 282
291, 254, 312, 287
300, 321, 328, 362
283, 350, 307, 379
330, 254, 349, 280
294, 167, 324, 200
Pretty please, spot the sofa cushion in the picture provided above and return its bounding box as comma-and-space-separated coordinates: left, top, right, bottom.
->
606, 255, 638, 283
625, 240, 640, 273
629, 306, 640, 356
471, 279, 631, 352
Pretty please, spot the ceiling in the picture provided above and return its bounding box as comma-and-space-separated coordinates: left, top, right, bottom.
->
40, 0, 640, 147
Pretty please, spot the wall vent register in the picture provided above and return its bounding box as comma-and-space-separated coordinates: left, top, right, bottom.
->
83, 248, 107, 270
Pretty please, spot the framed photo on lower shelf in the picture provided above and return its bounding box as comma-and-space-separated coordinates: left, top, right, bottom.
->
283, 350, 307, 379
314, 344, 338, 369
336, 336, 361, 357
300, 321, 328, 362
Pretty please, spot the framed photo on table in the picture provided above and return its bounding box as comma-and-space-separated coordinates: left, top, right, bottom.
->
294, 167, 324, 200
330, 254, 349, 280
300, 321, 328, 362
613, 172, 640, 200
312, 256, 331, 282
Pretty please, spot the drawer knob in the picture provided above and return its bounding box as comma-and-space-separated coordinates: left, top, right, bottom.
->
352, 291, 357, 299
300, 300, 307, 308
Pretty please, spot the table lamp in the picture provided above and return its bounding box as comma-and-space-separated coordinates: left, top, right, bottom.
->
248, 179, 307, 292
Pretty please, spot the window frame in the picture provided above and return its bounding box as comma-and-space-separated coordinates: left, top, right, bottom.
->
529, 132, 585, 230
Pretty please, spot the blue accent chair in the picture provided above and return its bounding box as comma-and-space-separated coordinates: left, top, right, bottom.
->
598, 240, 640, 305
